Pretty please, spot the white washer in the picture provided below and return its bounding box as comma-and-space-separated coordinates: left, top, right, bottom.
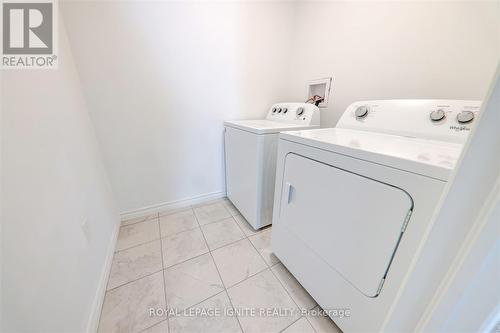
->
224, 103, 320, 230
271, 100, 481, 332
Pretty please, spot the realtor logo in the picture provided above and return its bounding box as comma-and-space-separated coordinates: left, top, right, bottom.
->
2, 0, 58, 68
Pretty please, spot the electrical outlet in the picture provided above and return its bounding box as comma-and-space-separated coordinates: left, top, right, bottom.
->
81, 218, 90, 243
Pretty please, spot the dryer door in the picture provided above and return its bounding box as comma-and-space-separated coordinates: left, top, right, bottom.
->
279, 153, 413, 297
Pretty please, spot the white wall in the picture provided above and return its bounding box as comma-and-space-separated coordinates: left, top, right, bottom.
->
285, 1, 500, 126
0, 17, 119, 332
61, 1, 295, 213
61, 1, 499, 214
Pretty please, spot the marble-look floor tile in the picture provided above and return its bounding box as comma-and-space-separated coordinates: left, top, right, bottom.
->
306, 307, 342, 333
98, 271, 166, 333
227, 269, 299, 333
191, 198, 226, 208
142, 319, 169, 333
107, 240, 163, 290
282, 317, 316, 333
233, 215, 261, 237
249, 229, 280, 266
193, 202, 231, 225
223, 200, 240, 216
121, 213, 158, 227
116, 219, 160, 252
212, 238, 267, 287
201, 217, 245, 250
158, 206, 192, 218
164, 253, 224, 311
169, 292, 241, 333
161, 228, 208, 268
271, 263, 316, 311
159, 209, 198, 237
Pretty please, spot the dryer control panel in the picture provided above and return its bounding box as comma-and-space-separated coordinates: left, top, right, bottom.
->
266, 103, 320, 126
337, 100, 482, 144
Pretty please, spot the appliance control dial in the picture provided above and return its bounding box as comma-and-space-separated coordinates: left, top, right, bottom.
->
272, 107, 277, 113
355, 105, 369, 118
283, 107, 288, 114
277, 107, 282, 113
430, 109, 446, 122
296, 107, 305, 117
457, 111, 474, 124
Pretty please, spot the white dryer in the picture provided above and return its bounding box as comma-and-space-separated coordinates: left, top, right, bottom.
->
271, 100, 481, 332
224, 103, 320, 230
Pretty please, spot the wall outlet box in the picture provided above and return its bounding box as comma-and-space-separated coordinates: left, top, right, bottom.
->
308, 77, 332, 108
81, 218, 91, 243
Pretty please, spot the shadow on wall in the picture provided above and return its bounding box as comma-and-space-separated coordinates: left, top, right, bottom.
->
1, 14, 119, 332
61, 1, 294, 213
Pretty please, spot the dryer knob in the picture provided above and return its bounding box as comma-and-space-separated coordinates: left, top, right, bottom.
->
272, 107, 277, 113
457, 111, 474, 124
296, 107, 305, 116
277, 108, 282, 113
355, 106, 369, 118
430, 109, 446, 122
283, 107, 288, 114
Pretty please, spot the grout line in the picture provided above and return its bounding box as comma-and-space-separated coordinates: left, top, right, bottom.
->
247, 227, 313, 333
305, 315, 319, 333
198, 215, 240, 229
192, 207, 246, 333
192, 200, 233, 225
194, 215, 234, 228
120, 213, 159, 227
158, 206, 193, 218
163, 246, 210, 271
105, 268, 164, 293
114, 218, 162, 253
114, 236, 161, 254
304, 305, 329, 333
179, 289, 228, 311
206, 235, 247, 253
160, 224, 201, 240
189, 197, 228, 209
278, 316, 306, 333
139, 318, 168, 333
157, 216, 170, 333
224, 265, 269, 290
223, 288, 244, 333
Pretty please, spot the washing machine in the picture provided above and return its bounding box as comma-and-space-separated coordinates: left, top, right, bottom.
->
271, 100, 481, 332
224, 103, 320, 230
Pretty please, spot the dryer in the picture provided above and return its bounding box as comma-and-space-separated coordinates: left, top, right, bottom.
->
271, 100, 481, 332
224, 103, 320, 230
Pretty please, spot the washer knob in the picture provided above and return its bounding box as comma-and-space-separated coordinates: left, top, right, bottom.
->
457, 111, 474, 124
277, 108, 282, 113
430, 109, 446, 122
355, 105, 369, 118
296, 107, 305, 116
283, 107, 288, 114
272, 107, 277, 113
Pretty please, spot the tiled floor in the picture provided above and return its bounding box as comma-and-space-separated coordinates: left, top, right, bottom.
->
98, 198, 342, 333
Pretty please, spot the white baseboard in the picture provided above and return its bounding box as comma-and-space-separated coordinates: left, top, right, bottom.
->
86, 221, 120, 333
119, 191, 226, 220
85, 192, 225, 331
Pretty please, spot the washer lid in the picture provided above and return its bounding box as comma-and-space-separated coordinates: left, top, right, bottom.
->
224, 120, 318, 135
280, 128, 464, 181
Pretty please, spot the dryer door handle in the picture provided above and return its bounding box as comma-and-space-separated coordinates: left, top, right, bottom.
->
286, 182, 294, 204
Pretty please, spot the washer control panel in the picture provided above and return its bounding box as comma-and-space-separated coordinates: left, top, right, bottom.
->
337, 100, 482, 143
267, 103, 320, 126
